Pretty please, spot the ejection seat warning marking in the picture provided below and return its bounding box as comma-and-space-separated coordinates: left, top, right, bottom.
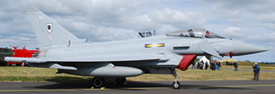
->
145, 43, 165, 48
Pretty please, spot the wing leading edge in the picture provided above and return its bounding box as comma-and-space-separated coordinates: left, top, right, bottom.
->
4, 55, 169, 63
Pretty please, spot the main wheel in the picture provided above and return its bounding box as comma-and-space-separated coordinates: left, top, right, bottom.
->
2, 62, 7, 66
172, 81, 180, 89
115, 77, 126, 84
92, 77, 105, 88
0, 61, 4, 66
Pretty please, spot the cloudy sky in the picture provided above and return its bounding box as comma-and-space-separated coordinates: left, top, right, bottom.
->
0, 0, 274, 62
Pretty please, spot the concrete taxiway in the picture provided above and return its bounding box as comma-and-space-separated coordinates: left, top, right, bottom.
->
0, 80, 275, 94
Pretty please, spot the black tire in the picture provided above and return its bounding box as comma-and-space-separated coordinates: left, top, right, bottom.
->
0, 61, 7, 66
24, 63, 29, 67
92, 77, 105, 88
172, 81, 180, 89
0, 61, 3, 66
115, 77, 126, 84
2, 61, 7, 66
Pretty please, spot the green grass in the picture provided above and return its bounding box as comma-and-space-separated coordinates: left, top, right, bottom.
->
128, 69, 275, 81
0, 65, 275, 82
0, 66, 93, 82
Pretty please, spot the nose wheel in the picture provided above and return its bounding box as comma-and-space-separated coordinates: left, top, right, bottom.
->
172, 81, 180, 89
172, 68, 180, 89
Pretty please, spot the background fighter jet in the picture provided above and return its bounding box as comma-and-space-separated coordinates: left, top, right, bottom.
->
5, 7, 268, 89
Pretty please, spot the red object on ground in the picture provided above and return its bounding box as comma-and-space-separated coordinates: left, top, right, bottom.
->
177, 54, 197, 71
7, 46, 39, 66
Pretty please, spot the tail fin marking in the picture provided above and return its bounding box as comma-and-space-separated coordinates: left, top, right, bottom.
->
26, 7, 79, 47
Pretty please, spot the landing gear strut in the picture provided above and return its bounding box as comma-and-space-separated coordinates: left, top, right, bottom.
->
172, 68, 180, 89
92, 77, 106, 88
116, 77, 126, 84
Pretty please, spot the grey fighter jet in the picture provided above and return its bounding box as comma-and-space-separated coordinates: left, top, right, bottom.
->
5, 7, 268, 89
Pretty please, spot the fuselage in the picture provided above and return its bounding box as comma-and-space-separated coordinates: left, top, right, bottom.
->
46, 35, 229, 59
41, 29, 267, 70
43, 35, 230, 68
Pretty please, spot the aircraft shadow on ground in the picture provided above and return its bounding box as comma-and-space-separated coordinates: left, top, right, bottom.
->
27, 79, 254, 90
44, 76, 92, 82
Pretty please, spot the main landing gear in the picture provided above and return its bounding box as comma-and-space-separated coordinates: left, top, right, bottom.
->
92, 70, 180, 89
92, 77, 106, 88
92, 77, 126, 88
115, 77, 126, 84
172, 68, 180, 89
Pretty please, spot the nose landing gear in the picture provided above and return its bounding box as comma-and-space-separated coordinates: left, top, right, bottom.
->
172, 68, 180, 89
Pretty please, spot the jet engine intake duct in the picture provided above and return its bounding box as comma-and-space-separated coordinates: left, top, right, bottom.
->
32, 50, 47, 57
177, 54, 197, 71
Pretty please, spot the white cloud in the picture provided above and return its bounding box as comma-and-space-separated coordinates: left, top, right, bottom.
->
256, 13, 275, 23
203, 0, 275, 14
200, 0, 275, 28
244, 32, 275, 45
147, 8, 204, 29
219, 27, 248, 39
0, 39, 17, 43
256, 13, 275, 30
87, 27, 138, 42
157, 24, 177, 34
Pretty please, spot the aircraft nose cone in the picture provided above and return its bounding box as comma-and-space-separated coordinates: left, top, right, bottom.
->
232, 40, 268, 55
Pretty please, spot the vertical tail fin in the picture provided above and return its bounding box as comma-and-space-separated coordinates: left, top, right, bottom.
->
26, 7, 79, 47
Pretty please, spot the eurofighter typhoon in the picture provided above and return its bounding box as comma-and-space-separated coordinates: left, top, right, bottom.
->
5, 7, 268, 89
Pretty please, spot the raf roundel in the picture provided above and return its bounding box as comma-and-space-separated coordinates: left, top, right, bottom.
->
47, 23, 53, 33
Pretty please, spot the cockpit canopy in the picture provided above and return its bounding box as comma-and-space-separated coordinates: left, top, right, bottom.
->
166, 29, 224, 39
